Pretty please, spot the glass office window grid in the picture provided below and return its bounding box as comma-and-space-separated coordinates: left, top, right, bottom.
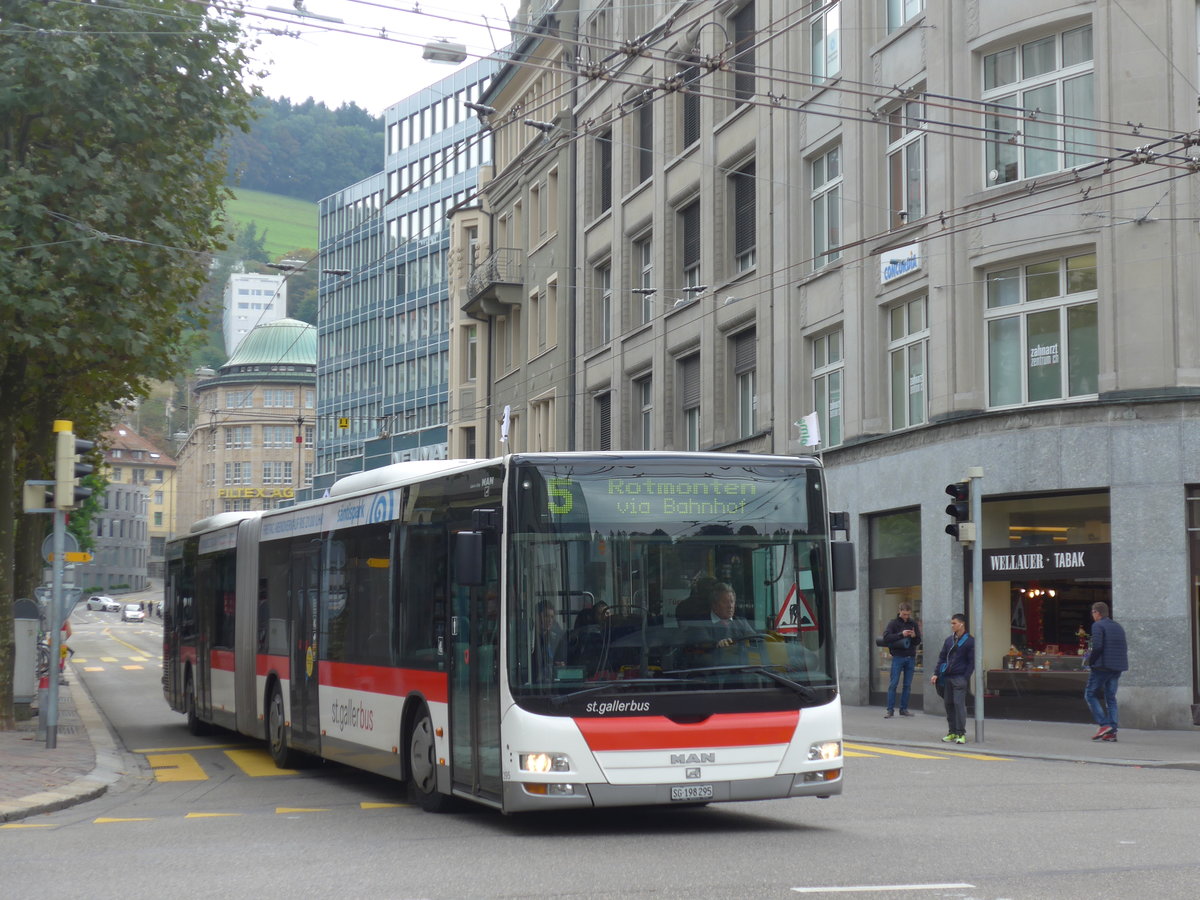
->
887, 0, 924, 33
983, 25, 1094, 186
810, 1, 840, 83
985, 252, 1099, 408
811, 145, 842, 269
888, 297, 928, 430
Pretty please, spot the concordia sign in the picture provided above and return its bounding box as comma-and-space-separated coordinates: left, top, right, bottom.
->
880, 241, 921, 283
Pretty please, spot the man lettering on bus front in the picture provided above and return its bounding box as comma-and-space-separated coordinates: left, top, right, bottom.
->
1084, 601, 1128, 742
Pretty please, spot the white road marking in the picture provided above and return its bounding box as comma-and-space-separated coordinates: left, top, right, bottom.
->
792, 884, 974, 894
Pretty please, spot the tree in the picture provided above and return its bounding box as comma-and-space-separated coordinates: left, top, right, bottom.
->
0, 0, 258, 729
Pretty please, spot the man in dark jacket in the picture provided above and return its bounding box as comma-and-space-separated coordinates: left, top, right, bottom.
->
931, 613, 974, 744
881, 602, 921, 717
1084, 601, 1128, 741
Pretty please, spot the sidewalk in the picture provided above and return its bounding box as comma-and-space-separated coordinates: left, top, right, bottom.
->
843, 703, 1200, 771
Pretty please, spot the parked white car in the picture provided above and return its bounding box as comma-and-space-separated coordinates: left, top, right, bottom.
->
87, 595, 121, 612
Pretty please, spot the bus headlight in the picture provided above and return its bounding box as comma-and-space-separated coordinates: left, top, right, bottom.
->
519, 752, 571, 773
808, 740, 842, 761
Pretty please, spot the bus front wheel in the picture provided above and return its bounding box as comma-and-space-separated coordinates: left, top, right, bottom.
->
267, 682, 300, 769
408, 705, 450, 812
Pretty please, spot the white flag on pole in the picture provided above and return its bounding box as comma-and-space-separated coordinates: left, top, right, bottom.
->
795, 412, 821, 447
500, 405, 511, 444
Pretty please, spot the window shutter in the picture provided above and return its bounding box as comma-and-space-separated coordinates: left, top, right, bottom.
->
680, 355, 701, 408
733, 329, 756, 375
682, 201, 701, 269
596, 393, 612, 450
733, 161, 756, 257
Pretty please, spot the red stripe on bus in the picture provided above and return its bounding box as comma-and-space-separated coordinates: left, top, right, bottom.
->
256, 654, 289, 679
317, 661, 449, 703
574, 711, 799, 751
211, 649, 235, 671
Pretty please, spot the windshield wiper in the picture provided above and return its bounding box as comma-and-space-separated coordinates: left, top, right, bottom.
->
551, 677, 692, 705
662, 665, 818, 702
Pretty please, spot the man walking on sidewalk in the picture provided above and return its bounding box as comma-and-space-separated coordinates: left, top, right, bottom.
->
1085, 601, 1128, 742
881, 601, 921, 718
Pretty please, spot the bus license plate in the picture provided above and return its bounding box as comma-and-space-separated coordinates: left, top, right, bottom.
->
671, 784, 713, 802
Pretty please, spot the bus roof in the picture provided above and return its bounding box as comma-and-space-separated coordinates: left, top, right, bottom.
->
188, 510, 263, 536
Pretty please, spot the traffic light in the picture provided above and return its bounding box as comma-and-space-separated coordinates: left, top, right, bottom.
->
944, 481, 976, 542
54, 420, 95, 510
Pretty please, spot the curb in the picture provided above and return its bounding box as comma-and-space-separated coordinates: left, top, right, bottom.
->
0, 666, 127, 823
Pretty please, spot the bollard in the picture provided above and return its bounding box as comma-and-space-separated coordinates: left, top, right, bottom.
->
36, 675, 49, 741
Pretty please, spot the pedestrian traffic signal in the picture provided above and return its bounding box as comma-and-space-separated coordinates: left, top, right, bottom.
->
54, 420, 95, 510
944, 481, 975, 542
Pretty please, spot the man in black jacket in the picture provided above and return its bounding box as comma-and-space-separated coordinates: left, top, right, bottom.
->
881, 602, 921, 717
1085, 601, 1128, 742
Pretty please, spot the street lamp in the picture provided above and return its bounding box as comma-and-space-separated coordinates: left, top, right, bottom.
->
423, 39, 468, 64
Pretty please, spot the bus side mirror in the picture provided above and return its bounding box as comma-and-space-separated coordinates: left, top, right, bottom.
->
455, 531, 485, 586
831, 542, 856, 592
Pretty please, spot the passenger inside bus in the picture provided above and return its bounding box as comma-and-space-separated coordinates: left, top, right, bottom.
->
531, 600, 565, 681
570, 601, 612, 677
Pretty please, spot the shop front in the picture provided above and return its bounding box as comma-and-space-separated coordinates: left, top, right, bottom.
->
974, 492, 1111, 723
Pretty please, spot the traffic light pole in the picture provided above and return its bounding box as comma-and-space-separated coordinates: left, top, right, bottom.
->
968, 466, 984, 743
45, 508, 67, 749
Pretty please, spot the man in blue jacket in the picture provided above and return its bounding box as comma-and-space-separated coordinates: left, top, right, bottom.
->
881, 601, 921, 718
931, 613, 974, 744
1085, 601, 1128, 742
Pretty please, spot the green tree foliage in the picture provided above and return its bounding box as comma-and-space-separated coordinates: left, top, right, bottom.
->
0, 0, 257, 728
226, 96, 383, 202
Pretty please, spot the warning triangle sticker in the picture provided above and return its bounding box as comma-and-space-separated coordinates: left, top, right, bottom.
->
773, 584, 818, 633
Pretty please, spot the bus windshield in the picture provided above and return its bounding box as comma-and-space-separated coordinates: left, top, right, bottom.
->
506, 457, 836, 715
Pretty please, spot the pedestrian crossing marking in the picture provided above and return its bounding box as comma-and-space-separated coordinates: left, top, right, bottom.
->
276, 807, 328, 814
95, 817, 154, 824
226, 748, 296, 776
148, 752, 208, 782
844, 742, 948, 759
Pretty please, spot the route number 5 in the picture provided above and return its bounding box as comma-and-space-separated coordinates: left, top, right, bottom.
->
547, 478, 574, 515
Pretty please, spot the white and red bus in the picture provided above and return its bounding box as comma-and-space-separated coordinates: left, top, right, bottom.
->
163, 452, 854, 813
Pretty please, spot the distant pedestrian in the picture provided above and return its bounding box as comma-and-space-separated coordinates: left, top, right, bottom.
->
1084, 601, 1128, 742
931, 613, 974, 744
880, 601, 921, 717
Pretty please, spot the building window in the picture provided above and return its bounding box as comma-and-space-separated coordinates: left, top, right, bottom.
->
732, 329, 757, 438
635, 375, 653, 449
597, 263, 612, 345
731, 160, 756, 272
679, 58, 701, 150
636, 98, 653, 183
810, 1, 840, 82
304, 425, 314, 448
812, 330, 843, 447
679, 354, 701, 450
530, 395, 554, 451
888, 296, 928, 430
225, 390, 253, 409
263, 389, 295, 408
634, 236, 654, 323
153, 490, 163, 504
224, 425, 252, 450
731, 2, 756, 104
985, 252, 1099, 407
679, 199, 702, 288
153, 512, 163, 527
263, 425, 293, 448
887, 0, 924, 33
811, 145, 842, 269
263, 461, 294, 485
596, 130, 613, 215
131, 468, 145, 484
983, 24, 1093, 186
886, 97, 924, 227
595, 392, 612, 451
224, 461, 252, 485
465, 325, 478, 381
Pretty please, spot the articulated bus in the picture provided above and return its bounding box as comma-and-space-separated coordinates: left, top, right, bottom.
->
163, 452, 855, 813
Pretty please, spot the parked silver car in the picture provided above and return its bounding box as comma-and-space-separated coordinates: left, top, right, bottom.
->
121, 604, 145, 622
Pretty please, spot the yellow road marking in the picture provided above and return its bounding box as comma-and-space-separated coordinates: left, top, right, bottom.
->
944, 750, 1011, 761
360, 801, 409, 809
95, 817, 153, 824
84, 667, 104, 672
1, 822, 57, 829
147, 753, 208, 782
122, 665, 145, 670
133, 744, 242, 753
73, 657, 88, 663
844, 742, 949, 759
100, 657, 118, 662
226, 748, 296, 776
185, 812, 242, 818
129, 656, 147, 661
844, 750, 877, 757
276, 807, 328, 814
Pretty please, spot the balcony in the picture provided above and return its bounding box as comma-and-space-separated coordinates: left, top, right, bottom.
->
465, 248, 525, 317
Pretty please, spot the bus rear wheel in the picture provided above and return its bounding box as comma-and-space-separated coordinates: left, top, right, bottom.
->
408, 705, 450, 812
185, 672, 208, 736
267, 682, 300, 769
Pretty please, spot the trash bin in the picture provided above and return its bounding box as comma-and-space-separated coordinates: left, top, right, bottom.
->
13, 597, 39, 705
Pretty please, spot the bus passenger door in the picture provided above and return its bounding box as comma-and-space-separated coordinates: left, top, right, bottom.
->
449, 540, 501, 801
289, 546, 321, 753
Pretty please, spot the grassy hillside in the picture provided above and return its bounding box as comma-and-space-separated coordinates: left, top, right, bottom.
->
225, 188, 318, 259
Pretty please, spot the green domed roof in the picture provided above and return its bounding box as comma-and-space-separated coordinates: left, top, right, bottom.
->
223, 318, 316, 369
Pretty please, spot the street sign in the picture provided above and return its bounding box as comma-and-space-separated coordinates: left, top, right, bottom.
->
42, 531, 79, 563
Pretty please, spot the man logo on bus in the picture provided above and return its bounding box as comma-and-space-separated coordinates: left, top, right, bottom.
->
670, 752, 716, 765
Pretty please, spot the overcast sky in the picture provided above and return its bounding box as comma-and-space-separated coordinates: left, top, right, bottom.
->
243, 0, 512, 115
